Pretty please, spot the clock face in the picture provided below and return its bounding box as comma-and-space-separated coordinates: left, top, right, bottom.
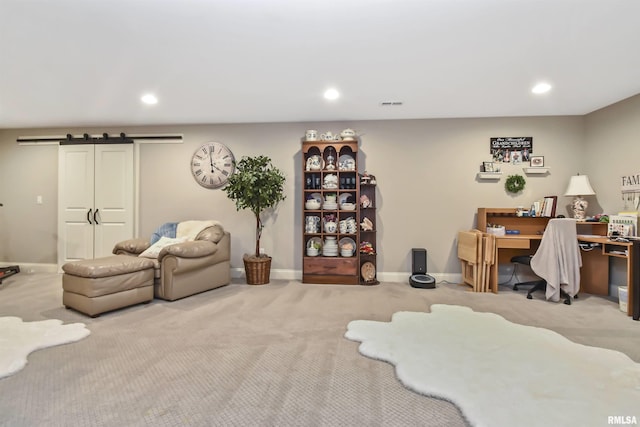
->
191, 142, 235, 189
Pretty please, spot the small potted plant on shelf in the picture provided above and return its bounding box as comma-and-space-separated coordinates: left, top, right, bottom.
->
224, 155, 286, 285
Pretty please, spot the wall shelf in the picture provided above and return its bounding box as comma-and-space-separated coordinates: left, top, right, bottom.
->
477, 172, 502, 180
523, 167, 550, 175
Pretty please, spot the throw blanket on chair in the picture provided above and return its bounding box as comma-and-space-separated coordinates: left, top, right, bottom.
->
530, 218, 582, 302
176, 220, 222, 241
150, 222, 178, 244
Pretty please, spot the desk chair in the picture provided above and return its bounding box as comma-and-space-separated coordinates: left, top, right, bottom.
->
511, 218, 582, 305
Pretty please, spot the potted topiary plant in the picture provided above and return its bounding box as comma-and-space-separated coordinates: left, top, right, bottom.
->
223, 155, 286, 284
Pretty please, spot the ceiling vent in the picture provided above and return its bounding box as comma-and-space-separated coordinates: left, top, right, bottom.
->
380, 101, 403, 106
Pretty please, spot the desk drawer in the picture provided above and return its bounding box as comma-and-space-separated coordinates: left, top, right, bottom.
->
497, 238, 531, 249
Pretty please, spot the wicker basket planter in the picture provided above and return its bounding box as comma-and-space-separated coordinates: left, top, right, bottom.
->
243, 254, 272, 285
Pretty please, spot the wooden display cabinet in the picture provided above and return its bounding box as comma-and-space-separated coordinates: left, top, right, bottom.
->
302, 140, 360, 284
359, 180, 378, 285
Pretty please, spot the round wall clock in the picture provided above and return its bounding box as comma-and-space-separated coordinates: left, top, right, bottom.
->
191, 142, 235, 189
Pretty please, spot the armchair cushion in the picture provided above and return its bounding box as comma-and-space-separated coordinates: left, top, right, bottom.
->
113, 238, 151, 256
139, 236, 187, 259
158, 240, 219, 259
177, 220, 222, 241
195, 224, 225, 243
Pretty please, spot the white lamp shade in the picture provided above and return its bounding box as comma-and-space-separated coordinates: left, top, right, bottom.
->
564, 175, 595, 196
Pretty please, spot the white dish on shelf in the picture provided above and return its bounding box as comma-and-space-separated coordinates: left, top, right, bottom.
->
307, 237, 322, 250
361, 262, 376, 282
308, 193, 322, 203
339, 237, 356, 253
338, 193, 354, 204
338, 154, 356, 171
323, 174, 338, 189
305, 199, 321, 210
340, 203, 356, 210
322, 239, 338, 256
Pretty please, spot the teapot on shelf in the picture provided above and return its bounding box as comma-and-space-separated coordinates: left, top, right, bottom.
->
320, 131, 336, 141
340, 128, 356, 140
306, 155, 322, 171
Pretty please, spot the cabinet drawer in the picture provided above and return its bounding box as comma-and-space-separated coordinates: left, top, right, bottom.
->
496, 238, 531, 249
304, 257, 358, 275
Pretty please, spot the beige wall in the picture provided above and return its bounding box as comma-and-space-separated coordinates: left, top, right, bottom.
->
0, 95, 638, 280
584, 94, 640, 289
585, 94, 640, 213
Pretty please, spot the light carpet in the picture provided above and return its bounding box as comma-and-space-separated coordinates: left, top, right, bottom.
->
0, 316, 90, 379
345, 304, 640, 427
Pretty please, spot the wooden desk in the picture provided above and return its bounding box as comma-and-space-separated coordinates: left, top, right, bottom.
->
488, 234, 542, 296
478, 208, 636, 318
577, 235, 635, 317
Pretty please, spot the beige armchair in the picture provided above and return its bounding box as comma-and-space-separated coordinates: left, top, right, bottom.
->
113, 222, 231, 301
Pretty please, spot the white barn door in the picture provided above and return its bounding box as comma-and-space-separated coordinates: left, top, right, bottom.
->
93, 144, 134, 258
58, 143, 134, 267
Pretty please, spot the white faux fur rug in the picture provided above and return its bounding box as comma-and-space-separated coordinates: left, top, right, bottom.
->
0, 317, 90, 379
345, 305, 640, 427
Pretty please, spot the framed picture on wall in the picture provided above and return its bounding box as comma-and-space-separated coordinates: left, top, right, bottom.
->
530, 156, 544, 167
483, 161, 494, 172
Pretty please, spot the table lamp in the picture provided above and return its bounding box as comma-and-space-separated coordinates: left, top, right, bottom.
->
564, 174, 595, 220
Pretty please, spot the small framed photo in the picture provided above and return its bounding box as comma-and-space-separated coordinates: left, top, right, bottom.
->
511, 150, 522, 165
530, 156, 544, 167
483, 161, 494, 172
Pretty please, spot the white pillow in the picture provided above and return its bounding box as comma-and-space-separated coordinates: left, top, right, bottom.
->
139, 236, 187, 259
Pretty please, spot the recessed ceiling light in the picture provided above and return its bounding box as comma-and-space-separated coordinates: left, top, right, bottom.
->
141, 93, 158, 105
531, 83, 552, 94
324, 88, 340, 100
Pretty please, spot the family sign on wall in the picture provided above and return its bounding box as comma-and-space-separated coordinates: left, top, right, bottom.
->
490, 137, 533, 165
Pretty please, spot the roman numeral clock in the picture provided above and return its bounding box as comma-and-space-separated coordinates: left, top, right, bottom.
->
191, 142, 235, 189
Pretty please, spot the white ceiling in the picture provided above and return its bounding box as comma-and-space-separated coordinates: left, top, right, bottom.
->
1, 0, 640, 129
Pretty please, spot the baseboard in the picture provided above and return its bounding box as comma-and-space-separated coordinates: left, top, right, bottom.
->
232, 267, 462, 285
4, 264, 463, 285
0, 262, 58, 274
